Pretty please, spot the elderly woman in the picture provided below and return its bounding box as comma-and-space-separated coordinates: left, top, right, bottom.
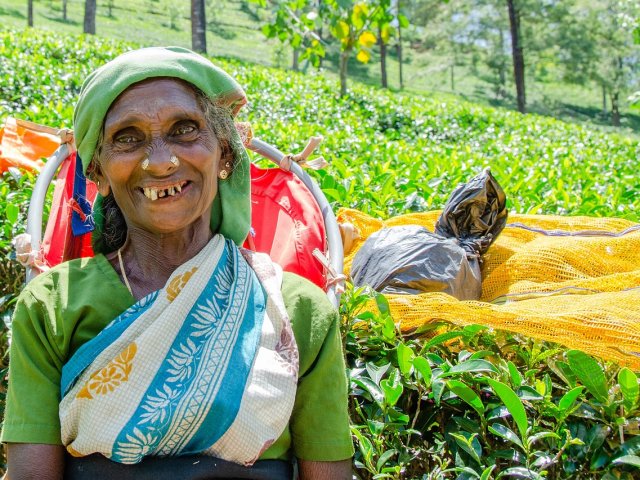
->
1, 47, 353, 480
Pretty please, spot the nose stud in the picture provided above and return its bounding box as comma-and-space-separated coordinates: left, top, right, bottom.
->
141, 156, 180, 170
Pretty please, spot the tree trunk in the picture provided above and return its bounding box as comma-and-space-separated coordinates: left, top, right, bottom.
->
107, 0, 113, 18
498, 28, 506, 99
507, 0, 526, 113
339, 50, 349, 97
27, 0, 33, 26
450, 64, 455, 91
611, 91, 620, 127
379, 27, 388, 89
601, 84, 607, 115
191, 0, 207, 53
63, 0, 67, 20
84, 0, 96, 34
316, 0, 323, 69
397, 24, 403, 90
292, 49, 299, 71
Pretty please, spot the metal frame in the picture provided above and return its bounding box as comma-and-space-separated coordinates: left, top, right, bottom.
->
25, 140, 344, 307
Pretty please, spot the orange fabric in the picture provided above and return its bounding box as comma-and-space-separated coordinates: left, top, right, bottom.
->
0, 117, 60, 173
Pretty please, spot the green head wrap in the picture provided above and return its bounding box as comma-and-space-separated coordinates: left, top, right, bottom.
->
74, 46, 250, 251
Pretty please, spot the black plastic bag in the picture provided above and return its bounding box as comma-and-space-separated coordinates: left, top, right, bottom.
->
434, 168, 508, 259
351, 169, 507, 300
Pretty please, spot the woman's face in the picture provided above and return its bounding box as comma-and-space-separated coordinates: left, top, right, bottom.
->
96, 78, 223, 235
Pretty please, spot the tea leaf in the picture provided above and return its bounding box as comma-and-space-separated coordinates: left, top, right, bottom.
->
422, 331, 464, 352
558, 386, 584, 412
413, 356, 432, 388
352, 376, 385, 407
611, 454, 640, 467
442, 359, 499, 376
450, 432, 483, 464
488, 379, 528, 440
5, 203, 19, 224
480, 465, 497, 480
396, 343, 414, 377
491, 423, 525, 450
376, 448, 397, 470
567, 350, 608, 404
366, 362, 390, 386
447, 380, 485, 418
497, 467, 544, 479
618, 368, 639, 414
380, 369, 403, 407
508, 361, 523, 388
527, 430, 560, 447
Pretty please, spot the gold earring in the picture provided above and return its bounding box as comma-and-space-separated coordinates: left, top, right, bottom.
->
224, 161, 232, 169
170, 155, 180, 166
218, 170, 229, 180
141, 158, 149, 170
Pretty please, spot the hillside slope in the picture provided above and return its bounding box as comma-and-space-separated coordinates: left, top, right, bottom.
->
2, 28, 637, 221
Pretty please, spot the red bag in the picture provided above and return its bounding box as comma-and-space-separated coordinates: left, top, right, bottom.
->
244, 163, 327, 289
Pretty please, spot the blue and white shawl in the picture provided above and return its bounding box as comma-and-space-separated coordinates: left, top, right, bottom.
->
59, 235, 299, 466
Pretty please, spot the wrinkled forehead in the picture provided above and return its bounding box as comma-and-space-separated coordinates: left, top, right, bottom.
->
106, 77, 201, 117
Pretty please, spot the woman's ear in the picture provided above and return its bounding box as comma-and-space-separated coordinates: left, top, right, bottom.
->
218, 142, 234, 174
87, 161, 111, 197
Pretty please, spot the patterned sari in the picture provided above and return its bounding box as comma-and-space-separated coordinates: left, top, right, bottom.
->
59, 235, 299, 466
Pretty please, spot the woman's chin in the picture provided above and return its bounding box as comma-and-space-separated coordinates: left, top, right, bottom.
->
129, 208, 210, 237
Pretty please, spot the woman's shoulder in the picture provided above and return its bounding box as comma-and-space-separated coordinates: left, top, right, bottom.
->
21, 255, 114, 299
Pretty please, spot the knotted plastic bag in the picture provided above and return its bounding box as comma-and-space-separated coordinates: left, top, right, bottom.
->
351, 169, 507, 299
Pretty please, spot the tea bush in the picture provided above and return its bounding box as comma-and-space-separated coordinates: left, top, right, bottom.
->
1, 28, 639, 478
341, 287, 640, 479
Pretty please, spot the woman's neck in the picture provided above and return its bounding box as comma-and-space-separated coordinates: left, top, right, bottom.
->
110, 215, 214, 298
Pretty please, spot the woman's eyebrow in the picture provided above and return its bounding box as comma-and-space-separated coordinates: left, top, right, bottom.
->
105, 110, 203, 133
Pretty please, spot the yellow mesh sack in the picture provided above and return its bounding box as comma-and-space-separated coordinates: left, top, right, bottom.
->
338, 208, 640, 369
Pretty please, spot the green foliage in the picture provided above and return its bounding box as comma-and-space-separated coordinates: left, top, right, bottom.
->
1, 28, 640, 478
252, 0, 400, 94
341, 285, 640, 479
0, 170, 39, 301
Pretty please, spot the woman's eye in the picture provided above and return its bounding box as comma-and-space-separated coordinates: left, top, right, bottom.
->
174, 124, 197, 136
115, 135, 139, 144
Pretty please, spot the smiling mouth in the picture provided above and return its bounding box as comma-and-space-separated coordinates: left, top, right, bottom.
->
141, 180, 189, 201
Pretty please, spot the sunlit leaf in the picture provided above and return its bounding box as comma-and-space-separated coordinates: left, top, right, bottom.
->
489, 423, 524, 451
618, 367, 639, 414
557, 386, 584, 413
447, 380, 485, 418
488, 379, 528, 440
566, 350, 608, 404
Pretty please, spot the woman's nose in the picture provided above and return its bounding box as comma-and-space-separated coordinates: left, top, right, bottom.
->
145, 142, 178, 175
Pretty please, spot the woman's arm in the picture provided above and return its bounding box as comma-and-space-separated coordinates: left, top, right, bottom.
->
298, 459, 352, 480
5, 444, 65, 480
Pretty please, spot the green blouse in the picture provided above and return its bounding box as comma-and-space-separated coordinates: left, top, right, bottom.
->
1, 254, 353, 462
